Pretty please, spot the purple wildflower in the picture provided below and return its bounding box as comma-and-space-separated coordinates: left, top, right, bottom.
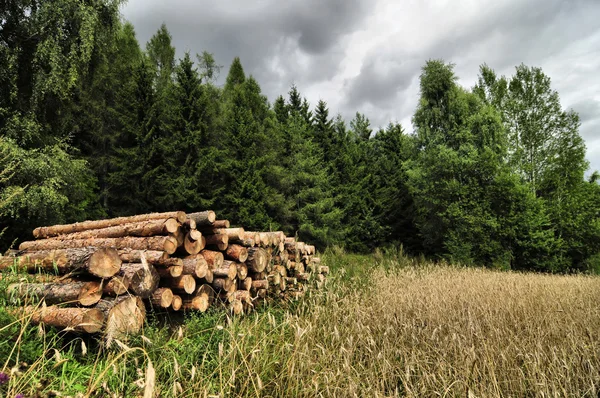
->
0, 372, 9, 385
15, 394, 24, 398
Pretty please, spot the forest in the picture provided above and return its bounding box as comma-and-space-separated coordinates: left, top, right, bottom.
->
1, 1, 600, 273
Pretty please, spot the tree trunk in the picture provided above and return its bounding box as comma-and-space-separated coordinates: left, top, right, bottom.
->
4, 247, 121, 278
200, 250, 224, 270
120, 263, 160, 298
96, 296, 146, 339
187, 211, 216, 226
33, 212, 186, 238
161, 274, 196, 294
204, 234, 228, 251
8, 281, 102, 306
246, 247, 267, 273
214, 261, 238, 279
226, 244, 248, 262
150, 288, 173, 308
47, 219, 180, 241
20, 236, 179, 255
182, 255, 208, 279
25, 306, 104, 333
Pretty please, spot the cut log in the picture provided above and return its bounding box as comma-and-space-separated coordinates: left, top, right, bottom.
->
171, 295, 182, 311
187, 229, 202, 242
296, 273, 310, 282
26, 306, 104, 333
202, 227, 244, 241
284, 277, 298, 287
246, 247, 267, 273
268, 272, 281, 286
20, 236, 178, 255
150, 288, 174, 308
214, 261, 238, 280
161, 274, 196, 294
96, 296, 146, 338
258, 233, 272, 247
225, 244, 248, 262
187, 211, 216, 227
204, 234, 228, 251
238, 277, 252, 291
155, 265, 183, 278
233, 290, 251, 304
274, 265, 287, 277
202, 269, 214, 284
236, 263, 248, 280
48, 219, 180, 241
179, 232, 205, 255
4, 247, 121, 278
33, 212, 186, 238
8, 281, 102, 306
182, 287, 210, 312
120, 262, 160, 298
255, 289, 267, 299
200, 250, 224, 270
182, 255, 208, 279
183, 218, 196, 230
102, 276, 130, 296
211, 277, 232, 292
117, 249, 167, 264
319, 265, 330, 275
212, 220, 230, 228
149, 257, 184, 269
174, 229, 185, 247
229, 299, 244, 315
251, 279, 269, 290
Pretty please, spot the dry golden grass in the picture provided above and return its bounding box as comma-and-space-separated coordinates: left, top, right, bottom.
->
2, 253, 600, 397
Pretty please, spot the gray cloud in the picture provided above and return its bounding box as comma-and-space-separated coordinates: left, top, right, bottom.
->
122, 0, 372, 99
123, 0, 600, 170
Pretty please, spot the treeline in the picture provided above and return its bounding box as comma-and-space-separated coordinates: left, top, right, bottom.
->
1, 1, 599, 272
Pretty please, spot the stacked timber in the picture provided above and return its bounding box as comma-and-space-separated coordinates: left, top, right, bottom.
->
0, 210, 327, 336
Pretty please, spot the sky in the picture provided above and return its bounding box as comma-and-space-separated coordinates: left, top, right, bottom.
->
122, 0, 600, 172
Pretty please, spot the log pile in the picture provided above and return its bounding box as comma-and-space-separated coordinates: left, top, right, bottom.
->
0, 211, 326, 337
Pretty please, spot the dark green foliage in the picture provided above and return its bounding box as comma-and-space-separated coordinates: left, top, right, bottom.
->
0, 6, 598, 272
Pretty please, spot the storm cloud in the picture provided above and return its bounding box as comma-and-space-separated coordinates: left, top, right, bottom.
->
122, 0, 600, 172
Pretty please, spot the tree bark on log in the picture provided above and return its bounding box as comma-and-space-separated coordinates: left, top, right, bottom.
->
8, 281, 102, 306
246, 247, 267, 273
229, 299, 244, 315
187, 211, 216, 226
3, 247, 121, 278
200, 250, 224, 270
204, 234, 228, 251
233, 290, 251, 304
46, 219, 180, 241
96, 296, 146, 339
33, 212, 186, 238
251, 279, 269, 290
20, 236, 178, 255
161, 275, 196, 294
182, 255, 208, 279
214, 261, 238, 279
226, 244, 248, 262
25, 306, 104, 333
201, 227, 244, 241
150, 287, 174, 308
183, 218, 196, 230
201, 269, 214, 284
120, 263, 160, 298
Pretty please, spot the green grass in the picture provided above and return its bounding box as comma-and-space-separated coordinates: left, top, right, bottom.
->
1, 250, 600, 397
